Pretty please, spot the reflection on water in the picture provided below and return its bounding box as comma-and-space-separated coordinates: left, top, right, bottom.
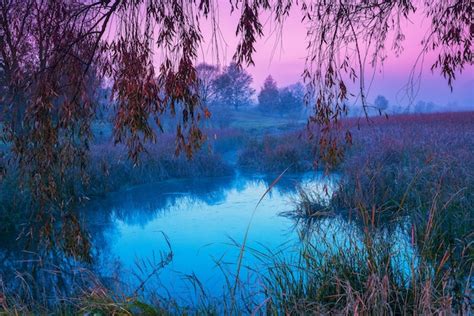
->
83, 172, 338, 299
1, 172, 415, 305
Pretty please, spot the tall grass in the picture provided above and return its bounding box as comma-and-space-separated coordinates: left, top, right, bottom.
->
276, 112, 474, 314
1, 112, 473, 314
85, 137, 233, 196
271, 168, 471, 313
238, 131, 315, 172
0, 132, 232, 232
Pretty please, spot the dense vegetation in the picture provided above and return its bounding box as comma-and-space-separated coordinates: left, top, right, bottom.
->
276, 112, 473, 314
1, 111, 472, 314
0, 0, 471, 314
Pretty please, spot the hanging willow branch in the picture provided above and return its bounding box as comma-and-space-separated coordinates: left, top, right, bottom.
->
0, 0, 471, 256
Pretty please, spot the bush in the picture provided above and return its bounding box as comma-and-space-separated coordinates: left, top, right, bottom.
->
238, 131, 315, 172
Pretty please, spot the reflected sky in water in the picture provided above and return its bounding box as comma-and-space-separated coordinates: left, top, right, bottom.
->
0, 172, 416, 305
82, 172, 338, 299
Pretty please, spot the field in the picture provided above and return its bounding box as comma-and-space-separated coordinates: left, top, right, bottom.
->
272, 111, 474, 314
223, 108, 306, 132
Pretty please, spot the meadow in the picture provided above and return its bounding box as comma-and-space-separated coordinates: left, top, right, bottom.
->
269, 112, 473, 314
0, 111, 473, 314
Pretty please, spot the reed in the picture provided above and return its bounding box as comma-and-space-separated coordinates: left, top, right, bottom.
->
1, 112, 472, 314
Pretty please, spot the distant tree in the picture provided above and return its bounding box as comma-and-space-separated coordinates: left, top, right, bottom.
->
258, 76, 280, 113
374, 95, 389, 111
426, 102, 436, 113
278, 82, 304, 116
288, 82, 305, 102
414, 101, 427, 113
196, 63, 219, 106
403, 104, 412, 114
213, 63, 254, 110
278, 88, 293, 114
415, 100, 437, 113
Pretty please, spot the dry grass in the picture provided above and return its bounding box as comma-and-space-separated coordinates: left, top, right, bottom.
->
1, 112, 473, 314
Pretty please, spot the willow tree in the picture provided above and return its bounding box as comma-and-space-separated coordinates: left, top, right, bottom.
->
0, 0, 471, 256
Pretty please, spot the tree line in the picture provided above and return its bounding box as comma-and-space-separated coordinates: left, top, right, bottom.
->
196, 63, 305, 115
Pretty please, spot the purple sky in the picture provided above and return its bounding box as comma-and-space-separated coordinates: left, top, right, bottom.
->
198, 5, 473, 109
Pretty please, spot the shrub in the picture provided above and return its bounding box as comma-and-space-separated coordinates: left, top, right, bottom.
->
238, 131, 315, 172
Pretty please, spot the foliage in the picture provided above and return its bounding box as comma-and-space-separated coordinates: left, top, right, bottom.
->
196, 63, 219, 107
2, 112, 472, 315
0, 0, 471, 279
374, 95, 389, 111
86, 139, 233, 196
414, 100, 436, 113
275, 112, 473, 314
238, 131, 315, 172
0, 134, 233, 234
258, 78, 305, 116
278, 83, 305, 116
257, 75, 280, 113
212, 63, 254, 110
195, 62, 255, 127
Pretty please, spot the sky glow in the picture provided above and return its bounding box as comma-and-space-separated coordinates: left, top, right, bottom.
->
198, 4, 473, 109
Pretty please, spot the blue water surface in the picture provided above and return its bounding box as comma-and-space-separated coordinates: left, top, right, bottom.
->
83, 172, 338, 300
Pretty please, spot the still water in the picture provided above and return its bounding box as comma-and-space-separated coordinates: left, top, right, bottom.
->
1, 172, 415, 305
83, 172, 338, 299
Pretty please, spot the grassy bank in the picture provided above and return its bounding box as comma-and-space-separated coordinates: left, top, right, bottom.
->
0, 132, 233, 234
85, 136, 233, 196
1, 112, 473, 314
237, 131, 316, 172
278, 112, 473, 314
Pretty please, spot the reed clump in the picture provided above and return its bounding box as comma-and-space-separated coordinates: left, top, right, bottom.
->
1, 112, 473, 314
278, 112, 473, 314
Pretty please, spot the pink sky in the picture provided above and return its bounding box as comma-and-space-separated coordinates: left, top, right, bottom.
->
198, 4, 473, 109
